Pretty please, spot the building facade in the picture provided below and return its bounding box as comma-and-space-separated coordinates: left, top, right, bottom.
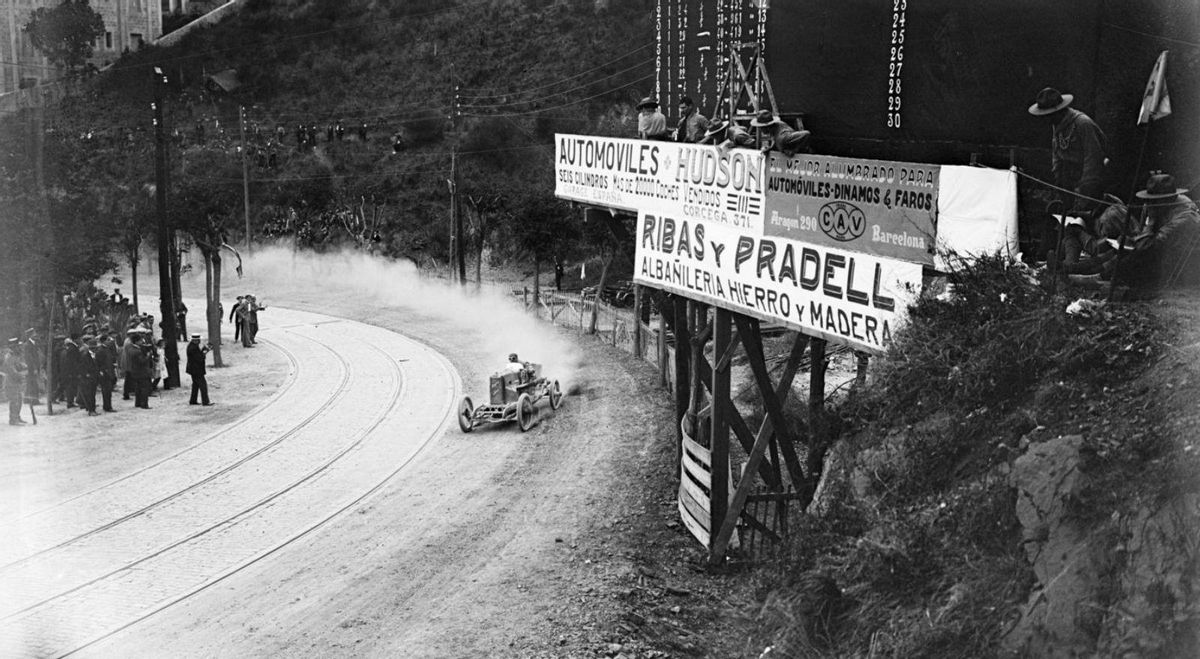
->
1, 0, 169, 95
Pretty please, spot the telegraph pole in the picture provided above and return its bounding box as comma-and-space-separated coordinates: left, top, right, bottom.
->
448, 85, 466, 285
239, 105, 251, 253
152, 66, 181, 388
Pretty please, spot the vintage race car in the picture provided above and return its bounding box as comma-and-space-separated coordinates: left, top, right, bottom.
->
458, 362, 563, 432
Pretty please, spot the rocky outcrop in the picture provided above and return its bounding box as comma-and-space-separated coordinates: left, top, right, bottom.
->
1003, 434, 1110, 657
1004, 435, 1200, 658
1095, 493, 1200, 657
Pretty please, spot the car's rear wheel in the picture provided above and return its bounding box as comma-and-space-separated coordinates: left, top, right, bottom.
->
549, 380, 563, 410
517, 393, 535, 432
458, 396, 474, 433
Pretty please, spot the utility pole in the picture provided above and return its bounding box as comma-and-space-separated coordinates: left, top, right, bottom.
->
447, 84, 466, 285
31, 99, 54, 416
239, 105, 251, 253
152, 66, 181, 389
448, 147, 457, 282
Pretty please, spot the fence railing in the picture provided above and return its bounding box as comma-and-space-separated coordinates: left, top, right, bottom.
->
509, 287, 676, 392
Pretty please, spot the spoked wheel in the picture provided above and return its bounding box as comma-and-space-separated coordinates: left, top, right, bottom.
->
548, 380, 563, 410
458, 396, 475, 433
517, 393, 536, 432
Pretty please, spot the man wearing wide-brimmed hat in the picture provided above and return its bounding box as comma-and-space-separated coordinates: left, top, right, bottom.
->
1028, 87, 1107, 217
700, 118, 755, 150
1121, 172, 1200, 287
636, 97, 669, 141
750, 110, 812, 158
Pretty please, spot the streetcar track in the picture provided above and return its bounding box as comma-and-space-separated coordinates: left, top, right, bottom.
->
8, 334, 303, 524
0, 323, 416, 630
63, 332, 461, 658
0, 326, 405, 624
0, 326, 353, 573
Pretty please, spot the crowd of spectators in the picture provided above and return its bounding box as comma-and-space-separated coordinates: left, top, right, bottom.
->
0, 284, 253, 425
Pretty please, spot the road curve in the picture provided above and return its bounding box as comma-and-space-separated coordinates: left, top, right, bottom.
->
0, 307, 460, 658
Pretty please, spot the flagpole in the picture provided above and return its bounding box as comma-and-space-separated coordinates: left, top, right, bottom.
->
1128, 50, 1170, 203
1127, 126, 1150, 205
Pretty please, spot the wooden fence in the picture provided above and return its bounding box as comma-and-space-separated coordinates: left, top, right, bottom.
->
511, 287, 676, 392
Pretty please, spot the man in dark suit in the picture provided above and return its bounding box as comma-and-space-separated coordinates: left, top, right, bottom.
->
186, 333, 213, 406
77, 336, 100, 416
229, 296, 244, 344
131, 336, 153, 409
58, 337, 79, 407
95, 331, 118, 412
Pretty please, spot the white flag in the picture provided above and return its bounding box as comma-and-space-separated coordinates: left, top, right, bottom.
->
1137, 50, 1172, 125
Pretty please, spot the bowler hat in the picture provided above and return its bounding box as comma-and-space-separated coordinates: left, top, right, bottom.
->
636, 97, 659, 110
749, 110, 785, 128
1028, 87, 1073, 116
1136, 172, 1189, 200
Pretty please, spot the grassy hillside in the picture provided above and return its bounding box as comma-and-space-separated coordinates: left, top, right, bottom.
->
52, 0, 654, 266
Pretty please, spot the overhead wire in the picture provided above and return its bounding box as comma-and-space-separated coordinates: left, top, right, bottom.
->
456, 42, 654, 98
461, 72, 655, 118
458, 57, 654, 109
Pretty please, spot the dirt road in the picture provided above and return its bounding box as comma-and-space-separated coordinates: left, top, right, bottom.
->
6, 250, 720, 658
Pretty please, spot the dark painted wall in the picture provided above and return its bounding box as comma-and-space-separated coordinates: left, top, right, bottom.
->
656, 0, 1200, 198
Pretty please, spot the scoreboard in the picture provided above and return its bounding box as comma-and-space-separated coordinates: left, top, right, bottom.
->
654, 0, 1200, 182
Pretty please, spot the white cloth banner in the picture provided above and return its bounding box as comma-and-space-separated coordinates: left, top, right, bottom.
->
934, 166, 1019, 269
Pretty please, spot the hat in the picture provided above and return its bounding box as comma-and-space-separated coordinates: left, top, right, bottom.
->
636, 97, 659, 110
703, 119, 730, 140
191, 333, 201, 339
24, 328, 35, 335
750, 110, 786, 128
6, 337, 18, 346
1028, 87, 1073, 116
81, 334, 95, 342
1136, 172, 1189, 200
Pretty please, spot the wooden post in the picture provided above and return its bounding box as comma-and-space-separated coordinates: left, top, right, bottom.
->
633, 284, 643, 360
45, 292, 54, 416
673, 295, 691, 476
809, 337, 828, 457
239, 105, 251, 254
709, 307, 732, 564
688, 301, 703, 432
658, 299, 668, 387
151, 67, 180, 389
854, 351, 869, 389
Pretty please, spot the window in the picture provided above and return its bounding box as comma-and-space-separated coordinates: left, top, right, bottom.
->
105, 32, 113, 49
131, 33, 144, 49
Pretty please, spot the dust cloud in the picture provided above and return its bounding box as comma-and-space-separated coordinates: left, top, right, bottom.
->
230, 245, 584, 391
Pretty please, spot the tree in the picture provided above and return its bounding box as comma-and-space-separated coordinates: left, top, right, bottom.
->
24, 0, 106, 72
502, 190, 577, 307
171, 148, 240, 367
